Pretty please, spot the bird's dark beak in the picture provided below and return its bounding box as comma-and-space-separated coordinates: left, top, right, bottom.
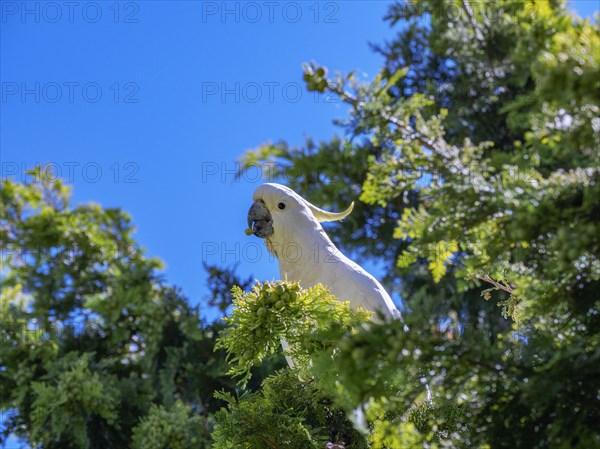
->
247, 200, 274, 238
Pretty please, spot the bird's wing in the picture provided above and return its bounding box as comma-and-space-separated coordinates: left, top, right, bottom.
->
324, 254, 399, 318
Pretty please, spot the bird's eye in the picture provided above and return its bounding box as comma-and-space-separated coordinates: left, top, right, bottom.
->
278, 202, 286, 210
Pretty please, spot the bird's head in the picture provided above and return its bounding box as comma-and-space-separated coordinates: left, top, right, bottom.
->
247, 183, 354, 248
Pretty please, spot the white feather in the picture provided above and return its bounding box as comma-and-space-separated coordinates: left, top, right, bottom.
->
252, 183, 400, 319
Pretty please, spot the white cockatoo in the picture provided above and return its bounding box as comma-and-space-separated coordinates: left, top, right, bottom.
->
247, 183, 402, 433
247, 183, 400, 319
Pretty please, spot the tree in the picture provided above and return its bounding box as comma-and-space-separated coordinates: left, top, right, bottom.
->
212, 281, 372, 449
203, 262, 253, 317
3, 1, 598, 447
228, 1, 599, 447
0, 168, 240, 448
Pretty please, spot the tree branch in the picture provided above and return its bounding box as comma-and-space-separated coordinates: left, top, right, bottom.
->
475, 274, 514, 294
459, 0, 485, 42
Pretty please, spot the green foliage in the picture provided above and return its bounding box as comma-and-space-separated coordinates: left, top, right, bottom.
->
3, 2, 599, 448
131, 400, 211, 449
233, 1, 600, 448
29, 353, 119, 448
212, 372, 367, 449
406, 400, 465, 438
213, 282, 466, 448
203, 262, 253, 316
0, 168, 239, 448
212, 282, 376, 448
215, 280, 372, 386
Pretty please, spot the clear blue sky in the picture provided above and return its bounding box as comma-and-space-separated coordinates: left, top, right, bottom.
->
1, 0, 598, 326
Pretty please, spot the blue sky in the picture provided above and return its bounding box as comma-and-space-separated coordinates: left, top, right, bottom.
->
1, 0, 598, 327
1, 1, 395, 321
